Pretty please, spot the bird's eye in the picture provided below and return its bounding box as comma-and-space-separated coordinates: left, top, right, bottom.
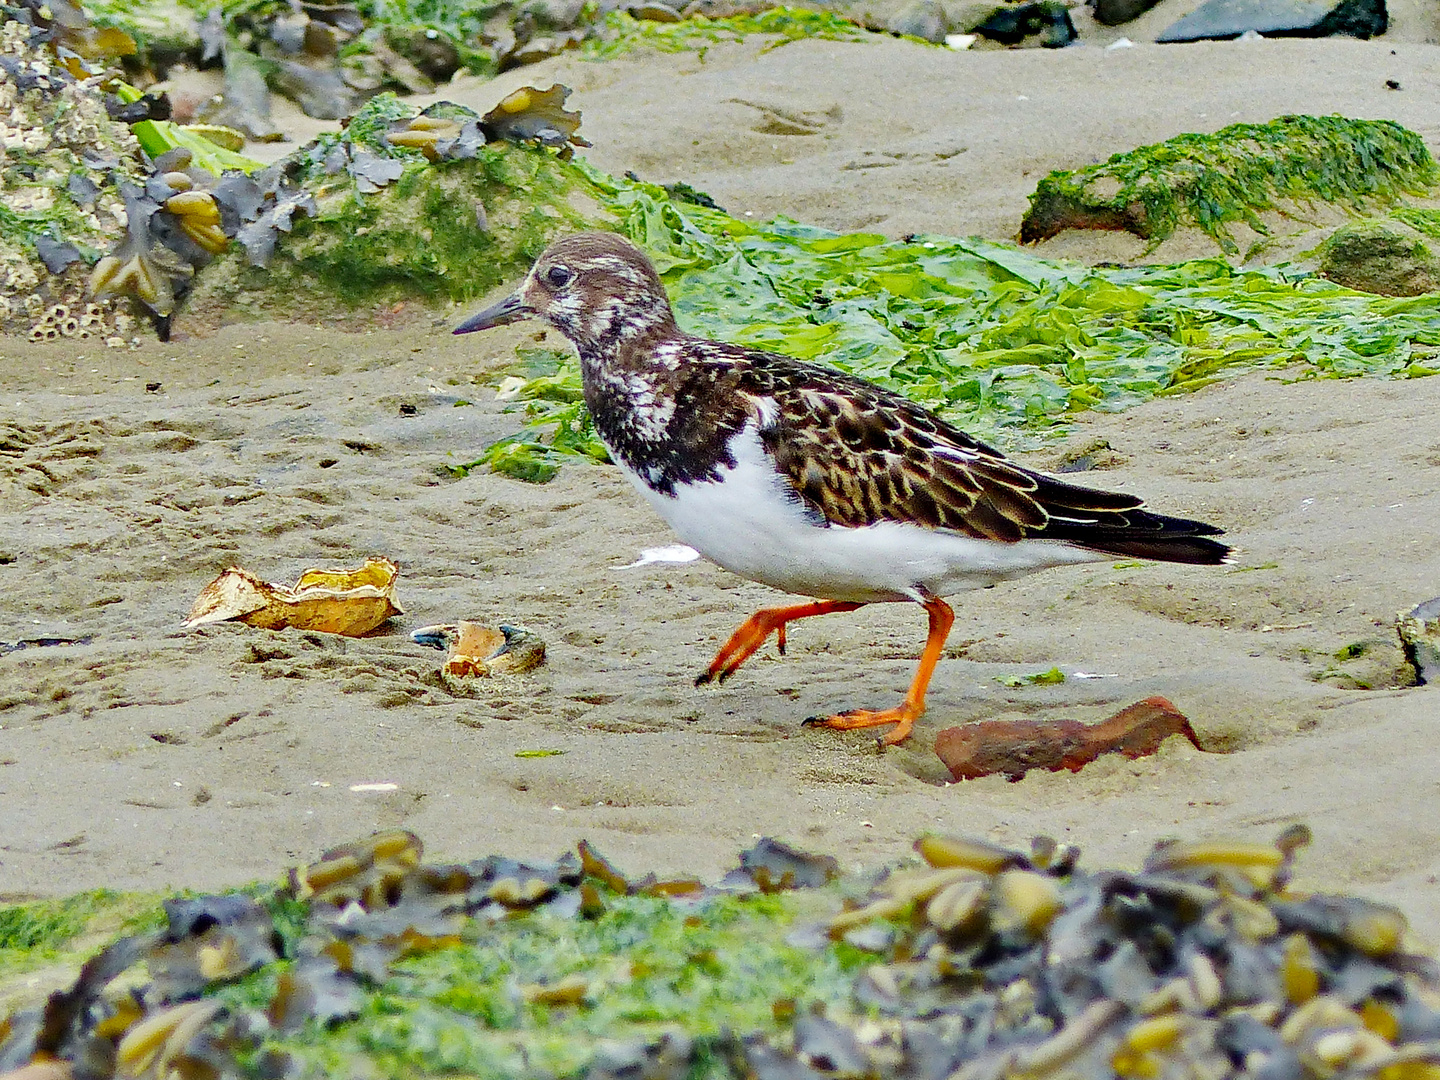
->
546, 265, 574, 288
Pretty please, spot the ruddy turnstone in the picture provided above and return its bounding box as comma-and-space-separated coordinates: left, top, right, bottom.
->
455, 232, 1232, 745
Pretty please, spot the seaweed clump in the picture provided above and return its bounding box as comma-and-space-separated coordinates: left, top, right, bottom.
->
5, 826, 1440, 1080
187, 91, 610, 322
1020, 115, 1440, 253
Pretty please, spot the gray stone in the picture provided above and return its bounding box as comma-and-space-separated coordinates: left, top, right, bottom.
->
1157, 0, 1386, 41
1319, 219, 1440, 297
888, 0, 950, 41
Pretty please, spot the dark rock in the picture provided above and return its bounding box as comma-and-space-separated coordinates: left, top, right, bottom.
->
1319, 219, 1440, 297
1157, 0, 1386, 42
1091, 0, 1162, 25
975, 0, 1076, 45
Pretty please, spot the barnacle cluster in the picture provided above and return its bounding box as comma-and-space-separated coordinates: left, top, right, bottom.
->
26, 301, 108, 341
0, 5, 143, 338
3, 824, 1439, 1080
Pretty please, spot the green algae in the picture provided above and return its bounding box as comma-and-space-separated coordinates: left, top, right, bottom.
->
481, 163, 1440, 480
583, 6, 870, 60
189, 101, 615, 320
1020, 115, 1439, 253
0, 891, 163, 980
202, 888, 867, 1080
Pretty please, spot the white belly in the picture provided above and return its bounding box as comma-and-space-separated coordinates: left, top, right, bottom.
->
612, 425, 1105, 603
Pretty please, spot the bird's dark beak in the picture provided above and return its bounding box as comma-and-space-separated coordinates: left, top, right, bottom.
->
453, 292, 530, 334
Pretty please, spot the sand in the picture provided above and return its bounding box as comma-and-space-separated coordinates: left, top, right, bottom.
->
2, 30, 1439, 943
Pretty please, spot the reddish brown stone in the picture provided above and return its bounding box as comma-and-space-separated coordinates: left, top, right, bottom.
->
934, 696, 1204, 782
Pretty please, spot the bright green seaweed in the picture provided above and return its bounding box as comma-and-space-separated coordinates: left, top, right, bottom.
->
204, 890, 866, 1080
1021, 115, 1439, 253
583, 6, 871, 59
476, 167, 1440, 480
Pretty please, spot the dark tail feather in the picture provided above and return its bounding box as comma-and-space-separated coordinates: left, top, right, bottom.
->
1043, 510, 1234, 566
1069, 533, 1234, 565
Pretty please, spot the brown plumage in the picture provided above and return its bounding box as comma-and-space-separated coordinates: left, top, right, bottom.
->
455, 231, 1233, 745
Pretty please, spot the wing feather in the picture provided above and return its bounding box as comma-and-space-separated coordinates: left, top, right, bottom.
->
730, 345, 1229, 564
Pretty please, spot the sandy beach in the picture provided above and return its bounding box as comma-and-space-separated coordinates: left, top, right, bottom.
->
2, 26, 1438, 945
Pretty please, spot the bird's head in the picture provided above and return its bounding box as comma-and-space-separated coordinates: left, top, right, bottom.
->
453, 231, 676, 352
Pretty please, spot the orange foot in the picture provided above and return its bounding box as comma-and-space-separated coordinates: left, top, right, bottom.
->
696, 600, 862, 686
803, 704, 923, 747
800, 596, 955, 747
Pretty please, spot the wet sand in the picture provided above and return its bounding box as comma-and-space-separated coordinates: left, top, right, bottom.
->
2, 32, 1439, 940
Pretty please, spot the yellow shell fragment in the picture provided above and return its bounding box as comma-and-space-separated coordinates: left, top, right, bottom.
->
1145, 839, 1284, 888
915, 834, 1022, 874
407, 115, 462, 132
178, 219, 231, 255
292, 829, 423, 907
990, 870, 1062, 936
183, 558, 403, 636
1341, 901, 1408, 958
386, 130, 439, 151
499, 88, 532, 113
1281, 933, 1321, 1005
164, 191, 221, 225
116, 1000, 222, 1078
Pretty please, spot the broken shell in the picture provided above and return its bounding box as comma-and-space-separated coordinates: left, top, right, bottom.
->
488, 875, 554, 908
412, 621, 546, 677
882, 866, 983, 905
1013, 999, 1125, 1076
184, 558, 403, 636
292, 829, 423, 908
827, 896, 909, 937
1279, 996, 1364, 1045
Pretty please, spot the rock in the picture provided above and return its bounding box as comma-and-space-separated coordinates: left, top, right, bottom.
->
1091, 0, 1162, 25
1020, 117, 1435, 253
1315, 638, 1418, 691
943, 0, 1012, 30
887, 0, 950, 41
630, 1, 684, 19
974, 0, 1076, 45
1398, 597, 1440, 686
934, 697, 1203, 782
1156, 0, 1386, 42
1319, 219, 1440, 296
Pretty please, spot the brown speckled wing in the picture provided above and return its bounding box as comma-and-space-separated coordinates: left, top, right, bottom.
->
728, 347, 1228, 563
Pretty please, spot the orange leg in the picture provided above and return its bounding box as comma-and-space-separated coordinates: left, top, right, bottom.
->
804, 597, 955, 747
695, 600, 863, 687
